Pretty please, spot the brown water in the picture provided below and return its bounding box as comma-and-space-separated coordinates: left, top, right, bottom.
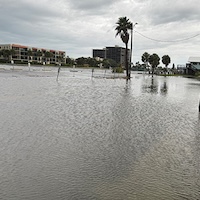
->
0, 66, 200, 200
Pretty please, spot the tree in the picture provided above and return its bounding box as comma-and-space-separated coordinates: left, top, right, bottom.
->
1, 49, 11, 62
66, 56, 74, 66
162, 55, 171, 75
87, 57, 98, 67
10, 49, 16, 58
36, 50, 43, 63
149, 53, 160, 76
103, 59, 117, 68
115, 17, 132, 79
76, 57, 87, 66
75, 57, 99, 67
171, 63, 176, 74
57, 55, 64, 65
44, 51, 54, 64
141, 52, 150, 70
27, 49, 33, 63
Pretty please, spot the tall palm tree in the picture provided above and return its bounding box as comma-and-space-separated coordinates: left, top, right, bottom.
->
142, 52, 150, 71
149, 53, 160, 77
162, 55, 171, 75
115, 17, 132, 79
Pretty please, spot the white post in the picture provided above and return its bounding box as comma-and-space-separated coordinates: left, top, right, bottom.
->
11, 60, 14, 70
28, 62, 31, 71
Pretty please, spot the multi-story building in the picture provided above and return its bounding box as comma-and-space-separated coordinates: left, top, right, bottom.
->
0, 44, 66, 65
186, 57, 200, 75
93, 49, 106, 59
93, 46, 130, 67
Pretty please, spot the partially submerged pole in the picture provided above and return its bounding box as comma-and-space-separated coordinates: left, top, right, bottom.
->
56, 65, 61, 81
199, 100, 200, 112
104, 69, 106, 78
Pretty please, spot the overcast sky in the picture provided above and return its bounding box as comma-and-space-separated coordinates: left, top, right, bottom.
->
0, 0, 200, 66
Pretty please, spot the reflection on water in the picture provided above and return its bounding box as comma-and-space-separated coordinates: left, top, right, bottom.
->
142, 77, 158, 94
141, 76, 168, 95
160, 81, 168, 95
0, 69, 200, 200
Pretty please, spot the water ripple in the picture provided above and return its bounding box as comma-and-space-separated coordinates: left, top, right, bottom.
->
0, 69, 200, 199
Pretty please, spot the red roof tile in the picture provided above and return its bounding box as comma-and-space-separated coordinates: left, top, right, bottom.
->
12, 44, 28, 48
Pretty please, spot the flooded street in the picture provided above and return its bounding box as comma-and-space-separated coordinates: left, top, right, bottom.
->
0, 65, 200, 200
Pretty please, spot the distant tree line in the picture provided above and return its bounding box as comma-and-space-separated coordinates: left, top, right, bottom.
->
0, 49, 121, 69
65, 53, 171, 74
139, 52, 171, 76
66, 56, 119, 69
0, 48, 172, 75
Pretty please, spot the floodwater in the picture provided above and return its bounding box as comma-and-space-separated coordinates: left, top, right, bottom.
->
0, 65, 200, 200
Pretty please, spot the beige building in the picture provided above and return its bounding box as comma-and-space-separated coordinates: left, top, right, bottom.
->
0, 44, 66, 65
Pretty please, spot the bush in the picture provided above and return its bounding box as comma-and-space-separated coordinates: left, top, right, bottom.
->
112, 66, 124, 73
196, 71, 200, 76
0, 59, 7, 63
31, 61, 42, 65
11, 60, 27, 64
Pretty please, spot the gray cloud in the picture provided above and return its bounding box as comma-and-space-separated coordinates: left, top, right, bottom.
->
68, 0, 119, 11
146, 0, 200, 25
0, 0, 199, 64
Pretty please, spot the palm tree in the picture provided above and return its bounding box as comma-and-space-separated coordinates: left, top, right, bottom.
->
57, 55, 64, 65
115, 17, 132, 79
10, 49, 16, 59
141, 52, 150, 71
149, 53, 160, 77
27, 49, 32, 63
36, 50, 43, 63
162, 55, 171, 75
44, 51, 53, 64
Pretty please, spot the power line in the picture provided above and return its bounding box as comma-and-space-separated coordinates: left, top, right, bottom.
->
134, 30, 200, 43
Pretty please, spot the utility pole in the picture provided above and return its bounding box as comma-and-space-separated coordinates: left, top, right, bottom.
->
129, 22, 138, 79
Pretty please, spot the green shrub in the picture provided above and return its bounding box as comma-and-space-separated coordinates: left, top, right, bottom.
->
0, 59, 7, 63
13, 60, 27, 64
112, 66, 124, 73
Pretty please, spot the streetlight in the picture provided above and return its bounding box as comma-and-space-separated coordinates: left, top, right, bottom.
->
129, 22, 138, 78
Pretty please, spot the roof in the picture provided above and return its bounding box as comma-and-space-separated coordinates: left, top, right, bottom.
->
12, 44, 28, 48
8, 43, 65, 53
188, 57, 200, 63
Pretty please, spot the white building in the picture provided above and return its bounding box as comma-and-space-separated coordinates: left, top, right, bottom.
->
0, 44, 66, 65
186, 57, 200, 75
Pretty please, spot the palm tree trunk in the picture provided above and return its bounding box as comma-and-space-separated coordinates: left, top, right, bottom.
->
152, 67, 154, 77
